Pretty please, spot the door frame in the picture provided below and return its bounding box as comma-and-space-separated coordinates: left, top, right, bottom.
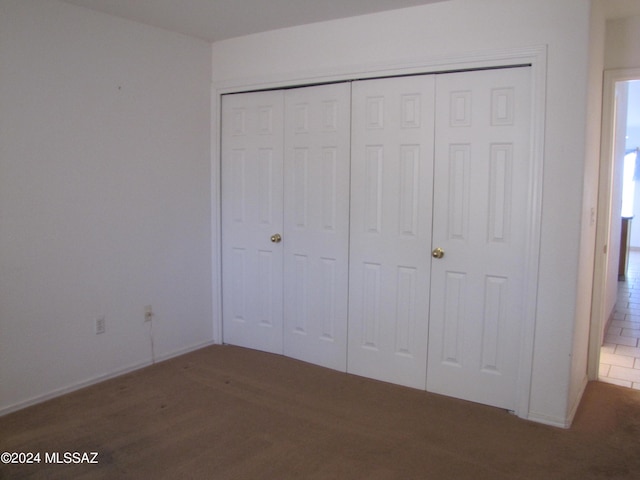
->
589, 67, 640, 381
211, 45, 547, 420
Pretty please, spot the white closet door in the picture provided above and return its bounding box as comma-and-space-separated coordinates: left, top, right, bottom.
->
426, 67, 531, 410
221, 90, 284, 354
348, 75, 435, 389
283, 83, 351, 371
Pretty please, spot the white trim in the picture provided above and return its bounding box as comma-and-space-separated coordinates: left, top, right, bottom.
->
527, 375, 588, 429
515, 45, 547, 420
0, 340, 215, 417
211, 45, 547, 421
526, 412, 573, 429
567, 375, 589, 426
589, 67, 640, 381
211, 83, 222, 344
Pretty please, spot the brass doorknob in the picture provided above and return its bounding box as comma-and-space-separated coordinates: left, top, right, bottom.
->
432, 247, 445, 259
270, 233, 282, 243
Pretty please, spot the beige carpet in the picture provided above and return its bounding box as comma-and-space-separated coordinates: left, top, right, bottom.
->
1, 345, 640, 479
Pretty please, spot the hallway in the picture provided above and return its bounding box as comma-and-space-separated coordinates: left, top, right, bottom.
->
599, 250, 640, 388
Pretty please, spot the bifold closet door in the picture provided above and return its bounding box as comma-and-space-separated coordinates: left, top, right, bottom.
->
283, 83, 351, 371
348, 75, 435, 389
221, 84, 351, 367
221, 69, 532, 410
221, 90, 285, 354
426, 67, 531, 410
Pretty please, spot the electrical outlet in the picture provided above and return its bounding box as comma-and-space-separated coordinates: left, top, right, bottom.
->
144, 305, 153, 323
96, 316, 105, 335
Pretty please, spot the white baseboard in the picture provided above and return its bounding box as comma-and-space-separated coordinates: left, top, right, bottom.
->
525, 411, 571, 429
526, 376, 589, 429
0, 340, 215, 417
565, 375, 589, 427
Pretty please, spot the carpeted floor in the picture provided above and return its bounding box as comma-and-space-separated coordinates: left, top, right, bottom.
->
1, 345, 640, 479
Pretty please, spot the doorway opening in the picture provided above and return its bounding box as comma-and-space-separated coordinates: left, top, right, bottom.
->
594, 74, 640, 389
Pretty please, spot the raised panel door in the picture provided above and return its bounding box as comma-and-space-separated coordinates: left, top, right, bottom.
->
427, 67, 531, 410
221, 90, 285, 354
348, 75, 435, 389
283, 83, 351, 370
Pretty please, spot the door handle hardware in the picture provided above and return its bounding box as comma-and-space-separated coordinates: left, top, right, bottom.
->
432, 247, 445, 259
270, 233, 282, 243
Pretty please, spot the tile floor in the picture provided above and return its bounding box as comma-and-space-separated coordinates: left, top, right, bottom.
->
599, 249, 640, 389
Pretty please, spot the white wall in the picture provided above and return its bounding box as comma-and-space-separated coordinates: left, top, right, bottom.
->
626, 81, 640, 152
211, 0, 595, 427
609, 86, 629, 314
571, 0, 604, 418
604, 15, 640, 70
629, 128, 640, 152
0, 0, 213, 413
626, 82, 640, 247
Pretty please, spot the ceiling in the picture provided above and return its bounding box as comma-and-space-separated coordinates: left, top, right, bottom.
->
59, 0, 640, 44
60, 0, 449, 43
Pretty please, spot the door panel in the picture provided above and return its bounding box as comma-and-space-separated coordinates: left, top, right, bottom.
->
283, 83, 351, 370
348, 75, 435, 389
427, 67, 531, 410
221, 90, 285, 354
